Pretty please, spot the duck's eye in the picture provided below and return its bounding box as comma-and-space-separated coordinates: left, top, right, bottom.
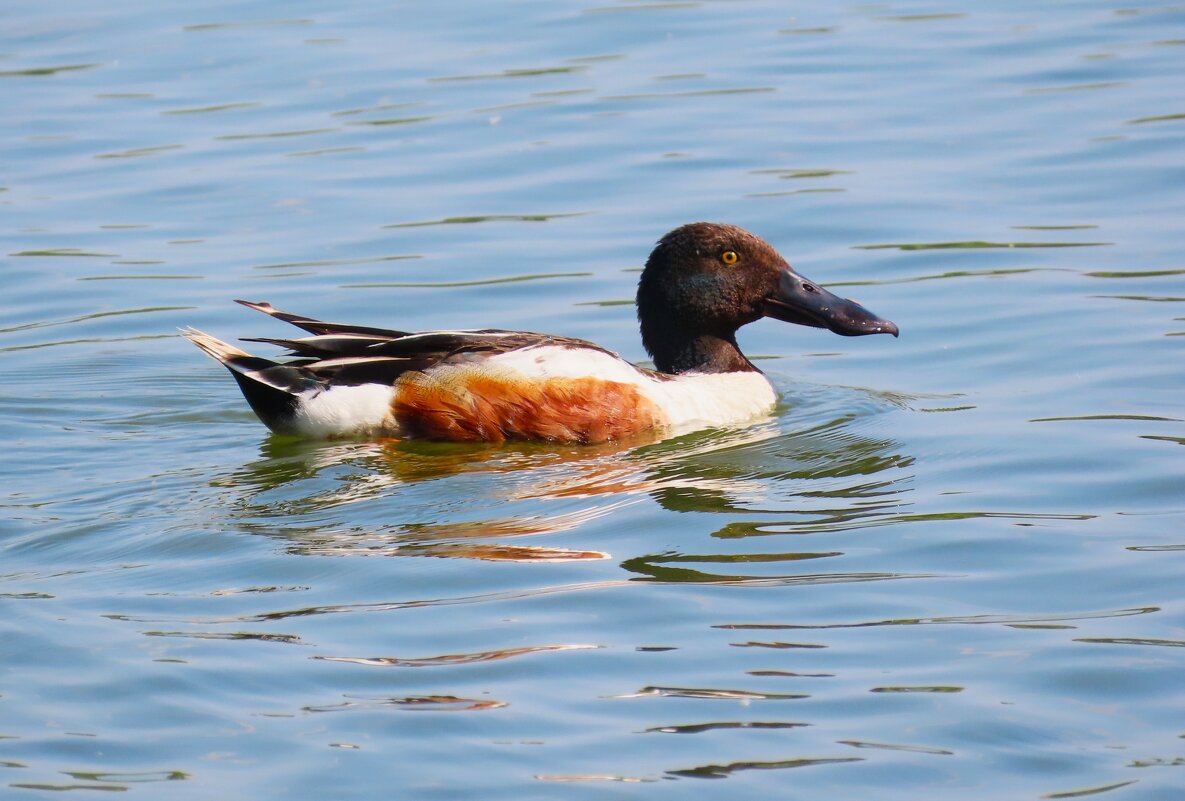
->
721, 250, 739, 265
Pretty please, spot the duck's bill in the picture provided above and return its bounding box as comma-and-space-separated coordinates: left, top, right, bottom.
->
763, 268, 899, 337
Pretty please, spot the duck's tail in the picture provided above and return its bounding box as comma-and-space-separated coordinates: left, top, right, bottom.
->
183, 326, 255, 365
183, 327, 319, 433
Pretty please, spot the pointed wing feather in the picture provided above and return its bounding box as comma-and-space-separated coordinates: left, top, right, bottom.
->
240, 334, 394, 358
230, 301, 620, 387
366, 330, 610, 359
235, 299, 409, 338
302, 356, 441, 386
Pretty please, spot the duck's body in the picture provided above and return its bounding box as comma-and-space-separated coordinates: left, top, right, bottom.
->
186, 313, 776, 441
186, 223, 896, 443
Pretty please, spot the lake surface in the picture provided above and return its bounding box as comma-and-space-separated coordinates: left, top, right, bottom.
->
3, 1, 1184, 798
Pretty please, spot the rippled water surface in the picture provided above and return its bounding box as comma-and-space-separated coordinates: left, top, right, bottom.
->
4, 1, 1185, 798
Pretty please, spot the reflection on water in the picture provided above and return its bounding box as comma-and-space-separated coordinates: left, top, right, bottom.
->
223, 389, 915, 587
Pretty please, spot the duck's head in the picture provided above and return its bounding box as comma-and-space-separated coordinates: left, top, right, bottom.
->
636, 222, 897, 374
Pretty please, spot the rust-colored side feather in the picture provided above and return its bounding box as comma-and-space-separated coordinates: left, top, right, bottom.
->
391, 366, 667, 444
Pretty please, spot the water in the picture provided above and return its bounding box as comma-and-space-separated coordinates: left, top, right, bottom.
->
3, 0, 1184, 798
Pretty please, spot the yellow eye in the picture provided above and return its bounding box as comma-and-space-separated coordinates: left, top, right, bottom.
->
721, 250, 739, 265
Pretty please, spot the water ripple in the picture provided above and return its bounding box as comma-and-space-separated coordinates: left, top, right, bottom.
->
304, 695, 506, 713
838, 740, 953, 755
0, 63, 100, 77
343, 272, 592, 289
614, 686, 809, 701
667, 756, 862, 779
383, 212, 586, 227
855, 240, 1111, 251
313, 644, 600, 667
715, 607, 1158, 630
645, 721, 808, 734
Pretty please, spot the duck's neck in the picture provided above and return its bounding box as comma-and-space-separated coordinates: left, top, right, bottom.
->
642, 322, 758, 375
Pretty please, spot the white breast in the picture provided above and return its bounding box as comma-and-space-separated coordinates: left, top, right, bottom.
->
643, 371, 777, 432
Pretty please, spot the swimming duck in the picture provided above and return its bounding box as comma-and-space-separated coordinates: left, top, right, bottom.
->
185, 222, 897, 442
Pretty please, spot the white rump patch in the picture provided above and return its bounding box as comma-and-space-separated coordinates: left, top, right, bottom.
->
291, 383, 396, 437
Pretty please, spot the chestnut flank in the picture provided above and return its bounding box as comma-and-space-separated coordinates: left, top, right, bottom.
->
392, 367, 667, 443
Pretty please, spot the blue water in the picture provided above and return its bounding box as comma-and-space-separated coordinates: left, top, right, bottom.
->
3, 1, 1184, 798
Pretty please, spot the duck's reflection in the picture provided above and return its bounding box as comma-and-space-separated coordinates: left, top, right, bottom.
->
224, 389, 915, 579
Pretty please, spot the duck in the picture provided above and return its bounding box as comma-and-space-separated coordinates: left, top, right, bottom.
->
184, 222, 897, 443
